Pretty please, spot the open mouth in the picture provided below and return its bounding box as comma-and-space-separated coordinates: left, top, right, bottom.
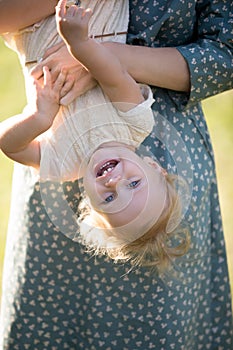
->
96, 159, 119, 178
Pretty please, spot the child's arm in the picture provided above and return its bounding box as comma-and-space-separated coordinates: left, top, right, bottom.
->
0, 67, 65, 169
56, 0, 144, 111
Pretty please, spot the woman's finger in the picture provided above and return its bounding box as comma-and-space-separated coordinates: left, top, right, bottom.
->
60, 75, 97, 105
60, 89, 75, 106
30, 64, 44, 81
54, 69, 67, 93
30, 42, 65, 80
42, 41, 65, 60
60, 77, 75, 98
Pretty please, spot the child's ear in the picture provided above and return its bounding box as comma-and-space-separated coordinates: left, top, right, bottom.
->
143, 156, 159, 168
143, 156, 167, 176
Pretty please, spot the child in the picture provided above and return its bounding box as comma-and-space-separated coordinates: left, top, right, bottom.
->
0, 0, 190, 272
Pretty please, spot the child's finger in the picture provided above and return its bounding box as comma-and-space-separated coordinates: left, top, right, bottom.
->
84, 8, 93, 19
43, 66, 51, 87
56, 0, 67, 18
78, 8, 92, 26
30, 76, 40, 93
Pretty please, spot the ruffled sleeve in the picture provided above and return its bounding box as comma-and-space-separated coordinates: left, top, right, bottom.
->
117, 84, 155, 145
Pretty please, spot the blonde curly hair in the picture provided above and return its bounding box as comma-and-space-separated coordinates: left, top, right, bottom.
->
77, 174, 190, 275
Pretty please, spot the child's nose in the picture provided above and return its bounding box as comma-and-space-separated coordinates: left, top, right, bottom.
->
105, 175, 121, 188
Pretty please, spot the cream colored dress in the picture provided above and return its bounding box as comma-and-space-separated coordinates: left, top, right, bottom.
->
3, 0, 154, 181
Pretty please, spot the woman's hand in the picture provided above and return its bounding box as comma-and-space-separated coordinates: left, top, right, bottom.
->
31, 42, 97, 105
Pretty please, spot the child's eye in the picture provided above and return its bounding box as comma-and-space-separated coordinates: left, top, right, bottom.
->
128, 180, 140, 188
104, 194, 115, 203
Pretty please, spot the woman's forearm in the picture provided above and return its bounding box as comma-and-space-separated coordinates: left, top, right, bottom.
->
0, 0, 57, 33
31, 40, 191, 107
104, 43, 190, 92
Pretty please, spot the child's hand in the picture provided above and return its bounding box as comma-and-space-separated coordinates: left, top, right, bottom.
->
29, 66, 66, 129
56, 0, 92, 46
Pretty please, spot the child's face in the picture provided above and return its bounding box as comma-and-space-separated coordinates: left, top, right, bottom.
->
83, 145, 167, 236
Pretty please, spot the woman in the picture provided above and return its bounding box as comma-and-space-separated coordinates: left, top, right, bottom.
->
0, 1, 232, 349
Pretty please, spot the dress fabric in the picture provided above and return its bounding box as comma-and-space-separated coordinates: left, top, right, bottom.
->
1, 1, 233, 349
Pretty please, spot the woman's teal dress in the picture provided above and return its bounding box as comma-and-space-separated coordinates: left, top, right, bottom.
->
1, 1, 232, 349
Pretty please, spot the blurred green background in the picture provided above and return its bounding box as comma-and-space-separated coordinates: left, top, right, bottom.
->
0, 37, 232, 303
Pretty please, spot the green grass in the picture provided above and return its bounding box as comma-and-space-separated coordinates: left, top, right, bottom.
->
0, 37, 233, 302
0, 38, 26, 291
202, 91, 233, 287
